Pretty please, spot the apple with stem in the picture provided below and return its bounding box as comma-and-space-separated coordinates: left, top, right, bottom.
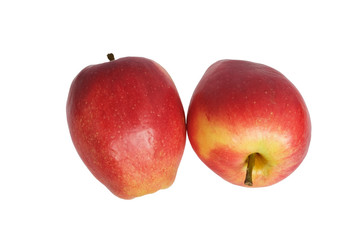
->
67, 54, 186, 199
187, 59, 311, 187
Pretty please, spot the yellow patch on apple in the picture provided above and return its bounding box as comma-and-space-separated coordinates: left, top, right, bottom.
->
193, 110, 291, 173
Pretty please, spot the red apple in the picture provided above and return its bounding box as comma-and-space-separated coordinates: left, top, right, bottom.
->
187, 60, 311, 187
66, 54, 186, 199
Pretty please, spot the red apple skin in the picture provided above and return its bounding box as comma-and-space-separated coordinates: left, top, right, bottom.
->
67, 57, 186, 199
187, 60, 311, 187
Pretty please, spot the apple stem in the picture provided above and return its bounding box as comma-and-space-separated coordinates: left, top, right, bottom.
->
107, 53, 115, 61
244, 153, 256, 186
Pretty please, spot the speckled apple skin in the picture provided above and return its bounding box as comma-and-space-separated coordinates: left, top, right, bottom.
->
67, 57, 186, 199
187, 60, 311, 187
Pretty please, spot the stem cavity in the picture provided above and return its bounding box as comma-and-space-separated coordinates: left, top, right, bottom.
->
244, 153, 256, 186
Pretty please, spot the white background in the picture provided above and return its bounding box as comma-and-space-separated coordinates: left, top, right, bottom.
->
1, 0, 359, 239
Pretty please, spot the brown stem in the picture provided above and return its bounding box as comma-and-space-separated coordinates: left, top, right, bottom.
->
107, 53, 115, 61
244, 153, 256, 186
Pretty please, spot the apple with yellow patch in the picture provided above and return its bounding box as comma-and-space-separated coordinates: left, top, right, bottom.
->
67, 54, 186, 199
187, 60, 311, 187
